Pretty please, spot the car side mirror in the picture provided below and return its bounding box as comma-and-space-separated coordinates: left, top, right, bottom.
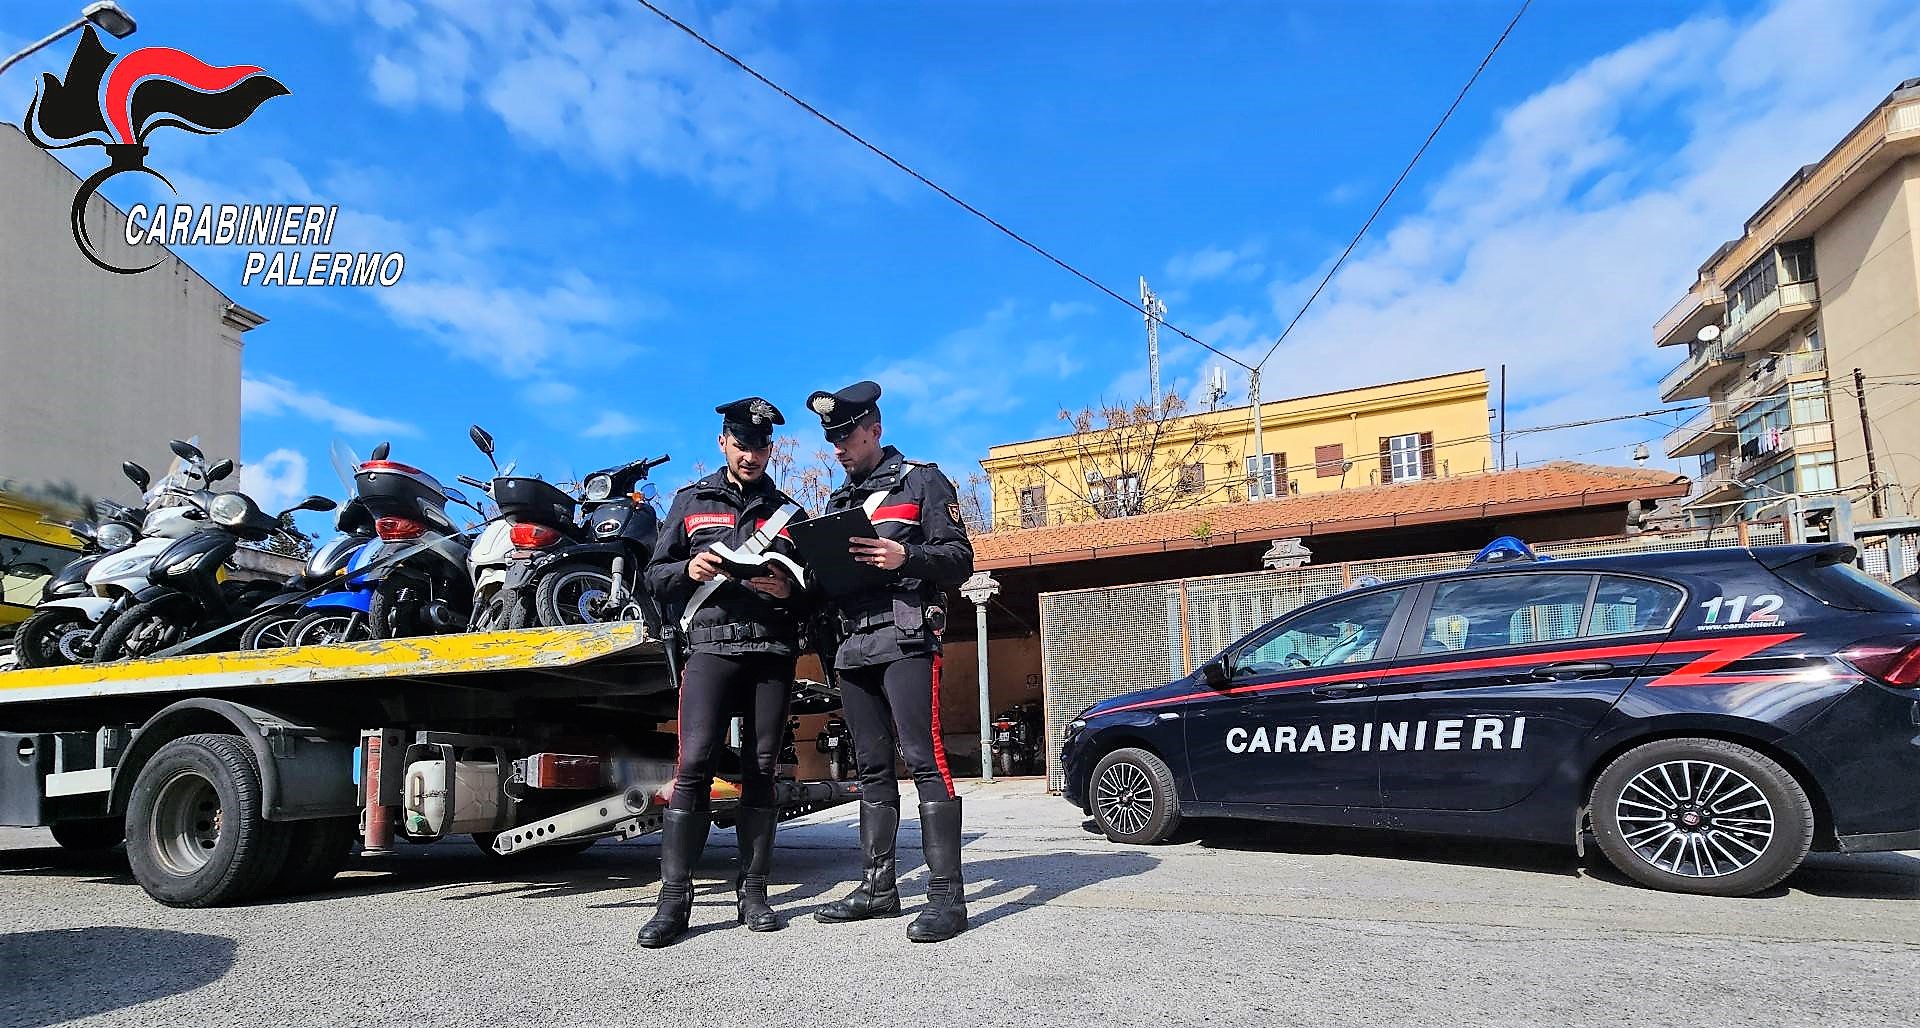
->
122, 461, 150, 491
1200, 658, 1230, 687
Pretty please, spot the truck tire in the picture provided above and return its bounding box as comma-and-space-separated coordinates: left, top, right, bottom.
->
1089, 747, 1182, 845
125, 733, 293, 907
1590, 737, 1814, 897
269, 816, 358, 896
93, 597, 191, 662
50, 818, 125, 850
13, 609, 95, 667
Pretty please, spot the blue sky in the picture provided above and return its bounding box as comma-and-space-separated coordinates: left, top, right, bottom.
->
6, 0, 1919, 529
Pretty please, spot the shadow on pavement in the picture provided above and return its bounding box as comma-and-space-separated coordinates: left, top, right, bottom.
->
1182, 817, 1581, 878
0, 843, 137, 888
0, 927, 236, 1027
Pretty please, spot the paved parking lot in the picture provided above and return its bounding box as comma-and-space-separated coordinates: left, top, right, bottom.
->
4, 779, 1918, 1028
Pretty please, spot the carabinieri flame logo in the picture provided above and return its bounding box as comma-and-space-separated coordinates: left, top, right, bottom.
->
22, 26, 289, 275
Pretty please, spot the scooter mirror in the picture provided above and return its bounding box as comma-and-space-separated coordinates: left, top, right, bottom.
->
169, 439, 204, 461
296, 494, 338, 513
443, 487, 470, 507
370, 442, 391, 461
206, 458, 235, 483
469, 425, 495, 455
122, 461, 150, 491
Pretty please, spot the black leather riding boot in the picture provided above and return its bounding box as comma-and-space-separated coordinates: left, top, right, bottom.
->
814, 799, 902, 922
734, 805, 781, 932
907, 798, 966, 943
637, 808, 710, 948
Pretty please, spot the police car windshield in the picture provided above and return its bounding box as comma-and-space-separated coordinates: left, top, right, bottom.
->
1233, 589, 1403, 675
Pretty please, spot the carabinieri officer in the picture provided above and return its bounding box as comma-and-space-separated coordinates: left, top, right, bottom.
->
806, 380, 976, 943
638, 397, 807, 948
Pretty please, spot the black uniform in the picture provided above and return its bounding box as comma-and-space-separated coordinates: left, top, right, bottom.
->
638, 396, 800, 949
806, 380, 976, 943
645, 467, 807, 811
824, 445, 975, 804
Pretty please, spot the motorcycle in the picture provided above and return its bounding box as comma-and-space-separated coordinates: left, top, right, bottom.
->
237, 523, 377, 649
11, 497, 145, 667
815, 714, 857, 781
990, 700, 1044, 777
32, 441, 232, 664
352, 442, 477, 638
464, 424, 669, 630
92, 491, 337, 661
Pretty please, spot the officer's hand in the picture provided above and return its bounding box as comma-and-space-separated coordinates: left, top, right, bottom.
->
745, 572, 791, 599
688, 551, 724, 583
849, 536, 907, 571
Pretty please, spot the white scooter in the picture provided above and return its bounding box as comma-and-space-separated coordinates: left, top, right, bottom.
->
36, 440, 232, 660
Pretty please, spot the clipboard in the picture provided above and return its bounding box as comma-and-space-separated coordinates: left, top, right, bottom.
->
787, 507, 894, 598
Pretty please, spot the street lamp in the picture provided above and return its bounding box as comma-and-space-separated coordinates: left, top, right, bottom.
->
958, 571, 1001, 783
0, 3, 137, 79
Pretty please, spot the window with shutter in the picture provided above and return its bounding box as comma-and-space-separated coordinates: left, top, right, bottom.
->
1017, 484, 1047, 528
1179, 464, 1205, 493
1419, 431, 1436, 479
1386, 433, 1425, 483
1315, 443, 1344, 479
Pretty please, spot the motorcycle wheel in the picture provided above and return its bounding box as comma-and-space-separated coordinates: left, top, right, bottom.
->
93, 597, 192, 662
239, 611, 302, 650
12, 609, 95, 667
532, 562, 615, 628
472, 587, 529, 632
367, 582, 416, 639
288, 609, 370, 647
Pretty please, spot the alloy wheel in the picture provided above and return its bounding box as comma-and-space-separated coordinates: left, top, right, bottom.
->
1095, 761, 1155, 837
1614, 759, 1776, 878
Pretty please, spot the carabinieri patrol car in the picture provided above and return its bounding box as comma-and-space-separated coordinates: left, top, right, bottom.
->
1059, 539, 1920, 897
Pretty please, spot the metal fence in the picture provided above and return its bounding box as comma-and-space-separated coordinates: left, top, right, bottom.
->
1037, 523, 1790, 791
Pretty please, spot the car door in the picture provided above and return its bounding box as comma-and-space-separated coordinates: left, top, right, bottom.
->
1372, 571, 1685, 812
1184, 587, 1413, 809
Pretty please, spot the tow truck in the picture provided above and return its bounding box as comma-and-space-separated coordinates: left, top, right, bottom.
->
0, 621, 854, 907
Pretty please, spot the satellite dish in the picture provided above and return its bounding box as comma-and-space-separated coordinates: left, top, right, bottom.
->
1696, 324, 1722, 344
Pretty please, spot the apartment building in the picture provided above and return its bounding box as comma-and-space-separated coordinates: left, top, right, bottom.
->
1657, 78, 1920, 524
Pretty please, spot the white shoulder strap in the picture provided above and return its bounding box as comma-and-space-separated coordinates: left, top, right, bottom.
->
861, 488, 889, 517
679, 503, 802, 633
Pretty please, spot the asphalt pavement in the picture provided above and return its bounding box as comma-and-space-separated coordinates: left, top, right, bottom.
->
3, 779, 1918, 1028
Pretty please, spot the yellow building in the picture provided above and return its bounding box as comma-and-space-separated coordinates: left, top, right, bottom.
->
980, 369, 1493, 531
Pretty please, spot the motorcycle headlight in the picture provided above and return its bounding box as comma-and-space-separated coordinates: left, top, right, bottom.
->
584, 474, 613, 501
208, 493, 253, 527
104, 556, 145, 577
96, 522, 135, 551
168, 553, 208, 575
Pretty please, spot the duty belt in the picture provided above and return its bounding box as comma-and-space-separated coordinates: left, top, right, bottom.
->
688, 621, 793, 645
838, 611, 896, 634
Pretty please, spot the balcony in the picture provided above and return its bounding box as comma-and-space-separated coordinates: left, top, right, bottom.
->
1727, 349, 1827, 409
1659, 341, 1740, 401
1683, 464, 1744, 508
1653, 286, 1728, 348
1724, 279, 1819, 354
1665, 404, 1735, 459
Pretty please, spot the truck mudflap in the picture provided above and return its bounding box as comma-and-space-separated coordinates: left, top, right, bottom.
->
490, 779, 861, 856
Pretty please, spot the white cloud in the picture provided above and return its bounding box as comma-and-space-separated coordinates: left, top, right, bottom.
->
523, 380, 581, 407
582, 411, 644, 438
240, 449, 310, 512
1165, 242, 1266, 284
1049, 301, 1094, 321
243, 374, 422, 438
343, 0, 896, 204
1177, 0, 1920, 471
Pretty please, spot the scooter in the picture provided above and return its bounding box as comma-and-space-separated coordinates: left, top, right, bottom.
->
35, 441, 232, 663
816, 714, 857, 781
92, 491, 337, 661
352, 442, 476, 638
10, 498, 145, 667
237, 517, 376, 649
991, 700, 1045, 777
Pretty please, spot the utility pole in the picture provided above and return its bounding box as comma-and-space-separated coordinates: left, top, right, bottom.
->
1141, 277, 1166, 415
1249, 368, 1265, 500
1855, 367, 1884, 518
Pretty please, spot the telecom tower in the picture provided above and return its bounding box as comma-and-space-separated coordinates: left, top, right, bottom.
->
1140, 276, 1167, 415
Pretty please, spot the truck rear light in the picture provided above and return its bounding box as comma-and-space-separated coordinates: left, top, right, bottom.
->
517, 753, 602, 790
510, 523, 562, 549
1841, 635, 1920, 687
375, 516, 425, 540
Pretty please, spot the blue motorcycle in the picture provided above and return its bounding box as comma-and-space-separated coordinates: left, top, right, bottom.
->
282, 532, 382, 645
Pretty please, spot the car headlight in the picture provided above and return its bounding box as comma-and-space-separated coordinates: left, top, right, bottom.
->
208, 493, 253, 527
584, 474, 613, 501
96, 522, 135, 551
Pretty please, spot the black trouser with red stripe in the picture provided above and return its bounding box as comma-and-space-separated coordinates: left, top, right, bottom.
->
670, 650, 795, 812
839, 655, 953, 805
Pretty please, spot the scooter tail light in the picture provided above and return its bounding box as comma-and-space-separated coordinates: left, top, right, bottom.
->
375, 516, 426, 541
1841, 635, 1920, 687
510, 523, 563, 549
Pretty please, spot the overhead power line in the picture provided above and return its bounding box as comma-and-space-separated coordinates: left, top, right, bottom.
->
1254, 0, 1532, 371
630, 0, 1255, 372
